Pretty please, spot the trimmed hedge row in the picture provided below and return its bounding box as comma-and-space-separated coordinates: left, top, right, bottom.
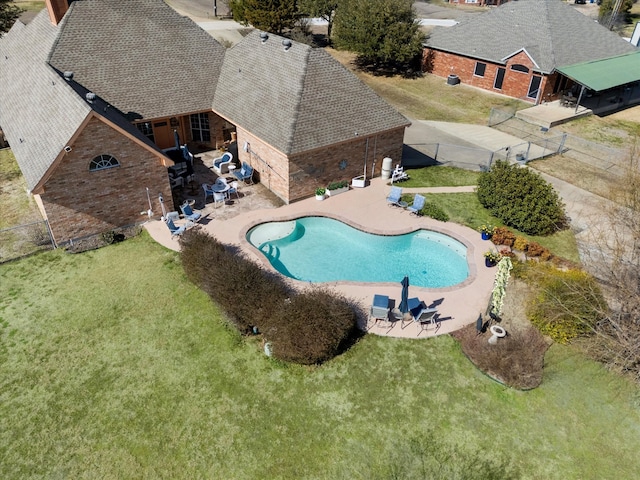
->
180, 229, 359, 364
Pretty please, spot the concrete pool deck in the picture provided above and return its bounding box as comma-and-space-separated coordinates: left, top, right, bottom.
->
144, 177, 496, 339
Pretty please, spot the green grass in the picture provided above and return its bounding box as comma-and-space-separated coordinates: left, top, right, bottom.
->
13, 1, 45, 13
1, 233, 639, 478
0, 149, 41, 228
401, 165, 481, 187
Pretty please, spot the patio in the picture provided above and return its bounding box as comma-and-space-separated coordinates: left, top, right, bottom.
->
145, 176, 496, 339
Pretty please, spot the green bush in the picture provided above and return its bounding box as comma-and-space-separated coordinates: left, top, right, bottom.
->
477, 160, 567, 235
180, 229, 290, 333
420, 201, 449, 221
526, 264, 607, 344
263, 289, 360, 365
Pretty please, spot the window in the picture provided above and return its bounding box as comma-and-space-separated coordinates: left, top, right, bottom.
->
510, 64, 529, 73
527, 75, 542, 100
89, 154, 119, 171
190, 113, 211, 143
494, 67, 505, 90
136, 122, 154, 142
474, 62, 486, 77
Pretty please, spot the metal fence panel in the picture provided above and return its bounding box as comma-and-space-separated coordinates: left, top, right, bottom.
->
0, 220, 54, 263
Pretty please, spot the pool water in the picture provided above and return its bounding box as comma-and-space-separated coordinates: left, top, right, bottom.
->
247, 217, 468, 288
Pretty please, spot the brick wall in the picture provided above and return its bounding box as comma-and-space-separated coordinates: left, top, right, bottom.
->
423, 48, 551, 103
41, 117, 173, 244
235, 127, 405, 203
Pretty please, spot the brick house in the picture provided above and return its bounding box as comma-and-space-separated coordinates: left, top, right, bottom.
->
0, 0, 408, 245
423, 0, 638, 104
212, 31, 409, 203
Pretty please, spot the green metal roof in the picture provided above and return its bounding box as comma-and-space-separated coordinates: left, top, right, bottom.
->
557, 51, 640, 92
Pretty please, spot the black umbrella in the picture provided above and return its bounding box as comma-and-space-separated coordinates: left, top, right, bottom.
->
399, 276, 409, 313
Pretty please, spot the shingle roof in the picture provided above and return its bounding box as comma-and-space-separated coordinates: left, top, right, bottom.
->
425, 0, 637, 74
0, 11, 92, 190
48, 0, 226, 120
213, 31, 409, 155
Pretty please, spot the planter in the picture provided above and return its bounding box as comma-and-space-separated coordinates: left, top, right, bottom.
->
485, 258, 497, 268
351, 175, 366, 188
481, 231, 491, 241
326, 186, 349, 197
315, 194, 325, 201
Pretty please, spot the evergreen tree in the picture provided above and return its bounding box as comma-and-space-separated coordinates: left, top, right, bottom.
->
229, 0, 300, 35
0, 0, 23, 33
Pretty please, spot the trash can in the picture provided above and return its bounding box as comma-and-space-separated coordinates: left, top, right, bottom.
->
381, 157, 393, 180
447, 74, 460, 86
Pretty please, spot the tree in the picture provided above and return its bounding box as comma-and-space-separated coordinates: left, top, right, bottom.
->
0, 0, 23, 34
332, 0, 424, 74
229, 0, 300, 35
598, 0, 633, 30
298, 0, 338, 41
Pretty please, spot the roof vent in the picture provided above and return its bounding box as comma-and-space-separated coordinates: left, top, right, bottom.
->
282, 39, 292, 51
86, 92, 96, 103
260, 32, 268, 43
63, 71, 74, 81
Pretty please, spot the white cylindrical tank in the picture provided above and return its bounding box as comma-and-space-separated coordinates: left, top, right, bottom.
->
381, 157, 393, 179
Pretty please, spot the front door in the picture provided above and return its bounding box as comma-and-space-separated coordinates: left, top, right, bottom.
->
153, 121, 173, 149
527, 76, 542, 101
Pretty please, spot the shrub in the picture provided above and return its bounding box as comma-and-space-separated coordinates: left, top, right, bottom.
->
420, 201, 449, 221
491, 226, 516, 247
526, 241, 545, 257
477, 160, 567, 235
327, 180, 349, 190
180, 229, 290, 333
451, 323, 549, 389
264, 289, 359, 364
526, 265, 607, 344
512, 236, 528, 252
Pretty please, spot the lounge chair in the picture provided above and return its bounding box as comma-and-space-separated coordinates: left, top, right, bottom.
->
180, 202, 202, 223
391, 164, 409, 183
386, 186, 403, 207
407, 194, 425, 216
212, 152, 233, 175
410, 302, 438, 334
233, 162, 254, 185
369, 294, 391, 329
165, 218, 187, 237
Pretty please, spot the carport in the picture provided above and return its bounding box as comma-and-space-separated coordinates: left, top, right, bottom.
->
556, 51, 640, 114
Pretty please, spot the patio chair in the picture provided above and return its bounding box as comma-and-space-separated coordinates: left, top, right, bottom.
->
165, 218, 186, 237
213, 191, 226, 208
202, 183, 215, 203
369, 294, 391, 329
391, 164, 409, 183
212, 152, 234, 175
386, 186, 403, 207
410, 302, 438, 334
169, 173, 184, 189
407, 194, 425, 216
233, 162, 254, 185
180, 202, 202, 223
226, 181, 240, 202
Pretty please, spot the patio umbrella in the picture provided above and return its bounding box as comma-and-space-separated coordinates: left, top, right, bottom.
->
399, 276, 409, 314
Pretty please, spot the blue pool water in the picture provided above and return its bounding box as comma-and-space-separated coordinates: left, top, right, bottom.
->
247, 217, 468, 288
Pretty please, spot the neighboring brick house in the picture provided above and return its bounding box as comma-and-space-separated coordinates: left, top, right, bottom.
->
212, 31, 409, 203
423, 0, 638, 103
0, 0, 408, 244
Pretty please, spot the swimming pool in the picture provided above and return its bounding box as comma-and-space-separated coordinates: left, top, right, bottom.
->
247, 217, 468, 288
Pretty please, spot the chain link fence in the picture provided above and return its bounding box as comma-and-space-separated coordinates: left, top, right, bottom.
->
0, 220, 55, 263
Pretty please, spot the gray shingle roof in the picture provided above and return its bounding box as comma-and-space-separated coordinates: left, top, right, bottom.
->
213, 30, 409, 155
425, 0, 637, 74
48, 0, 226, 121
0, 11, 92, 190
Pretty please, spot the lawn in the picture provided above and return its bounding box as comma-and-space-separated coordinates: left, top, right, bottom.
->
1, 234, 640, 478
